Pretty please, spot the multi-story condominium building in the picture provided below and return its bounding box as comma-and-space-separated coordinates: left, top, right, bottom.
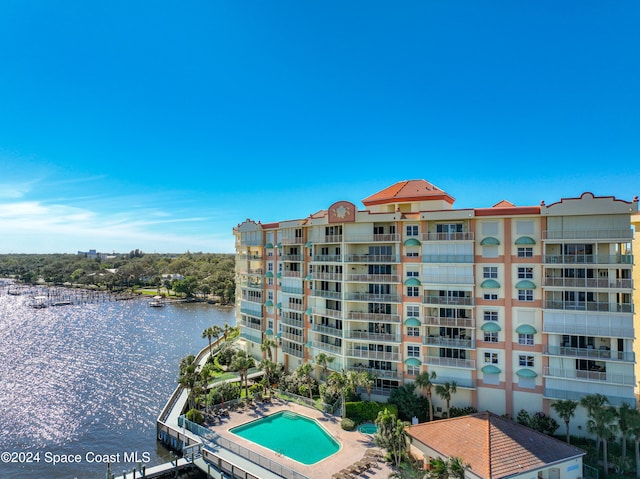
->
234, 180, 638, 431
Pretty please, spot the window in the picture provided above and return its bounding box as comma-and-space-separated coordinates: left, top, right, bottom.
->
518, 289, 534, 301
519, 355, 535, 367
268, 291, 274, 300
518, 267, 533, 279
518, 334, 534, 346
484, 352, 498, 364
484, 331, 499, 343
517, 247, 533, 258
482, 222, 499, 235
406, 365, 420, 376
406, 252, 419, 257
516, 220, 534, 235
407, 305, 420, 317
407, 271, 419, 277
483, 266, 498, 279
407, 286, 419, 297
483, 246, 499, 259
408, 345, 420, 357
406, 225, 419, 236
518, 376, 536, 389
483, 373, 500, 385
483, 293, 498, 300
268, 262, 273, 272
407, 327, 420, 337
267, 278, 273, 286
484, 310, 498, 321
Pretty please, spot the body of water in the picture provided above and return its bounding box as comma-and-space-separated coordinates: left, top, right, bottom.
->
0, 287, 235, 479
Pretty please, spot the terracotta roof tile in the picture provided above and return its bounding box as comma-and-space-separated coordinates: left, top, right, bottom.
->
406, 412, 584, 479
362, 180, 455, 206
492, 200, 516, 208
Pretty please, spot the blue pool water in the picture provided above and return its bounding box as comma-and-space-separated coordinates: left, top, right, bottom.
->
357, 423, 378, 434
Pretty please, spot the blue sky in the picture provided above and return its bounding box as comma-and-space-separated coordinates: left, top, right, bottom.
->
0, 1, 638, 254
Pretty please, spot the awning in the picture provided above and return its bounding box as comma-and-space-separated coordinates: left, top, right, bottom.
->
305, 274, 313, 281
404, 238, 421, 247
265, 272, 274, 278
515, 236, 536, 245
481, 322, 501, 332
276, 242, 282, 248
515, 280, 536, 289
515, 324, 537, 335
276, 332, 282, 339
264, 300, 273, 307
482, 365, 501, 374
264, 328, 273, 336
404, 277, 421, 286
480, 236, 500, 246
305, 307, 313, 315
276, 272, 282, 278
276, 302, 282, 309
265, 243, 274, 249
516, 368, 538, 378
481, 279, 500, 289
404, 357, 422, 367
404, 317, 421, 327
305, 241, 313, 248
305, 341, 313, 348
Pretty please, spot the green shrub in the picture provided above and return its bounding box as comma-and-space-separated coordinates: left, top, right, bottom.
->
186, 408, 203, 425
449, 406, 478, 418
341, 418, 356, 431
346, 401, 398, 423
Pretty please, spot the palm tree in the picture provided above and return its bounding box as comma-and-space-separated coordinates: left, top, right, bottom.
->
389, 459, 429, 479
586, 404, 618, 479
415, 371, 437, 421
581, 394, 610, 455
259, 359, 277, 393
618, 402, 635, 467
230, 350, 255, 398
261, 336, 278, 362
327, 369, 361, 418
447, 456, 471, 479
359, 371, 376, 401
626, 407, 640, 479
202, 325, 222, 357
178, 354, 199, 410
435, 381, 457, 417
428, 457, 449, 479
375, 408, 407, 467
222, 322, 233, 342
551, 399, 578, 444
296, 363, 314, 399
314, 352, 335, 380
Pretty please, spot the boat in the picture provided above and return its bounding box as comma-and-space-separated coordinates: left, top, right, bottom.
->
30, 296, 48, 309
149, 295, 165, 307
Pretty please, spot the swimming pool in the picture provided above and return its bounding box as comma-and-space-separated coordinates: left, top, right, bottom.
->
230, 411, 340, 465
357, 423, 378, 434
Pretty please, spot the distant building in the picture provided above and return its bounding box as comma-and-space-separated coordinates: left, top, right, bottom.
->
77, 250, 116, 260
233, 179, 638, 432
162, 274, 185, 281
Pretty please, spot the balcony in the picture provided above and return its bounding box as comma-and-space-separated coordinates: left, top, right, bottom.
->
432, 375, 476, 389
423, 336, 475, 349
424, 316, 475, 328
239, 329, 262, 343
543, 254, 633, 265
347, 311, 401, 323
346, 330, 401, 343
247, 268, 263, 275
422, 232, 475, 241
425, 356, 476, 369
312, 234, 343, 244
237, 254, 264, 261
345, 348, 400, 361
239, 319, 262, 331
344, 254, 400, 263
544, 300, 633, 313
543, 229, 633, 241
240, 282, 263, 290
542, 314, 633, 338
544, 345, 635, 362
345, 234, 401, 243
280, 302, 305, 312
282, 254, 302, 261
311, 255, 343, 262
311, 341, 342, 355
282, 271, 302, 278
280, 315, 304, 328
312, 323, 344, 337
313, 308, 344, 320
312, 290, 342, 300
345, 292, 401, 303
349, 366, 401, 380
281, 285, 304, 295
280, 331, 304, 342
422, 255, 474, 263
422, 275, 474, 285
240, 307, 263, 318
346, 274, 401, 283
281, 345, 304, 358
312, 272, 344, 281
281, 237, 305, 245
543, 278, 633, 289
544, 367, 636, 386
423, 295, 474, 306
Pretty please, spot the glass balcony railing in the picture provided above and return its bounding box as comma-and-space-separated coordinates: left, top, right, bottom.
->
345, 330, 401, 342
344, 254, 400, 263
423, 336, 475, 349
543, 278, 633, 289
543, 229, 633, 240
543, 254, 633, 265
544, 367, 636, 385
422, 232, 475, 241
345, 292, 401, 302
544, 345, 635, 362
347, 312, 401, 323
422, 255, 474, 263
424, 356, 475, 369
424, 316, 475, 328
345, 348, 400, 361
543, 300, 633, 313
423, 295, 474, 306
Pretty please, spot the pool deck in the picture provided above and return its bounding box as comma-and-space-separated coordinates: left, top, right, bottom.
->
204, 399, 393, 479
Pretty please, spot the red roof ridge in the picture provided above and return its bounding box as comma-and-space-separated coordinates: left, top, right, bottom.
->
362, 179, 455, 206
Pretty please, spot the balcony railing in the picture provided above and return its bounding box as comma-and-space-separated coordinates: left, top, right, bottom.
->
544, 300, 633, 313
544, 345, 635, 362
422, 275, 475, 285
345, 349, 401, 361
282, 271, 302, 278
345, 292, 401, 303
422, 232, 475, 241
280, 331, 304, 342
544, 367, 636, 385
432, 375, 477, 389
344, 254, 400, 263
423, 295, 474, 306
280, 316, 304, 328
282, 254, 302, 261
240, 282, 263, 290
311, 255, 343, 262
311, 341, 342, 354
347, 312, 401, 323
422, 255, 474, 263
543, 278, 633, 289
240, 307, 263, 318
281, 237, 305, 245
345, 331, 401, 343
281, 345, 304, 358
237, 254, 264, 261
424, 316, 475, 328
346, 274, 400, 283
239, 329, 262, 343
423, 336, 475, 349
238, 320, 262, 331
345, 234, 401, 243
425, 356, 476, 369
313, 308, 344, 319
281, 286, 304, 295
543, 388, 634, 406
312, 290, 342, 300
349, 366, 401, 380
247, 269, 263, 275
543, 321, 633, 338
543, 254, 633, 265
312, 324, 344, 337
280, 302, 305, 312
240, 295, 262, 303
543, 229, 633, 240
311, 234, 343, 244
312, 272, 344, 281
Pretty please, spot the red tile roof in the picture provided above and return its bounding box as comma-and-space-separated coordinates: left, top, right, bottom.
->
362, 180, 455, 207
406, 412, 584, 479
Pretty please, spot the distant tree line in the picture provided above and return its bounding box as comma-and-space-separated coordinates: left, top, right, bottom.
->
0, 251, 235, 303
